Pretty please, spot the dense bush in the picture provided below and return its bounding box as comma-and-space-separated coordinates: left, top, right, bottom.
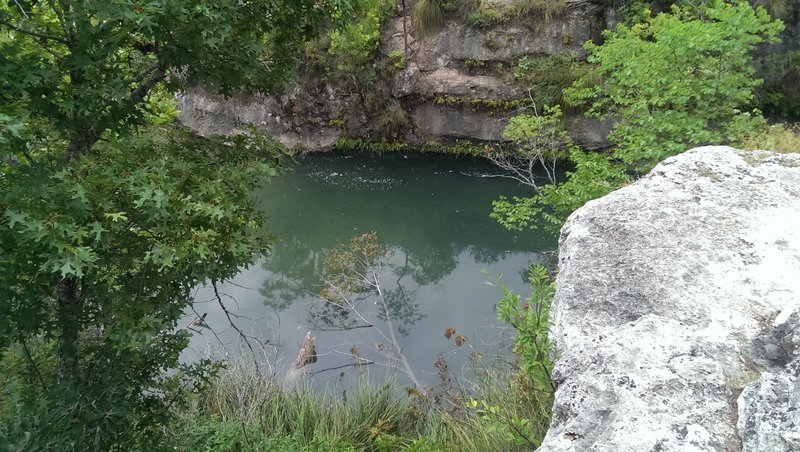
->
491, 0, 785, 232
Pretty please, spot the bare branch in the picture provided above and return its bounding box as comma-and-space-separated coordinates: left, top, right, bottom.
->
13, 1, 30, 18
212, 280, 261, 374
19, 336, 48, 390
305, 360, 375, 375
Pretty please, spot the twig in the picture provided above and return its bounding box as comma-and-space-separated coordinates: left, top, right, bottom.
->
188, 305, 226, 349
19, 336, 47, 390
307, 324, 374, 332
0, 19, 68, 44
13, 0, 30, 18
305, 360, 375, 375
212, 280, 261, 374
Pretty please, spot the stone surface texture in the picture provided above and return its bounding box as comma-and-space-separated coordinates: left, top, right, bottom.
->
540, 146, 800, 451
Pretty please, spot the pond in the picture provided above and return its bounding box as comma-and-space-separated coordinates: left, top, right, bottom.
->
186, 151, 557, 390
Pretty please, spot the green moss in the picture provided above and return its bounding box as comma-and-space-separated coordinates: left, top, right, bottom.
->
331, 137, 484, 156
432, 94, 533, 111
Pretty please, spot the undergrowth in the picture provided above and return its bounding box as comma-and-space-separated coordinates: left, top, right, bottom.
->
170, 265, 557, 451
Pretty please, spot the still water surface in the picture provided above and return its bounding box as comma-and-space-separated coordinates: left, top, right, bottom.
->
187, 151, 556, 388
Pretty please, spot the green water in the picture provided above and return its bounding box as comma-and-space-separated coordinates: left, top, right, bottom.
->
188, 151, 556, 388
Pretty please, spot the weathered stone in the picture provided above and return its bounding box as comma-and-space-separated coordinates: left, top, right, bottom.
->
410, 103, 506, 141
413, 1, 614, 71
737, 310, 800, 452
392, 64, 421, 98
176, 86, 343, 150
565, 115, 613, 150
177, 1, 618, 148
414, 68, 522, 99
540, 146, 800, 451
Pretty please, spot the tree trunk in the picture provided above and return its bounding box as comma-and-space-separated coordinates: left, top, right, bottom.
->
56, 276, 81, 382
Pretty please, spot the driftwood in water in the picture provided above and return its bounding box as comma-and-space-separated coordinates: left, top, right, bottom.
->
292, 333, 317, 369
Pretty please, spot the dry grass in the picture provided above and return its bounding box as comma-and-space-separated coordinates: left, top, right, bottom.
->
739, 122, 800, 154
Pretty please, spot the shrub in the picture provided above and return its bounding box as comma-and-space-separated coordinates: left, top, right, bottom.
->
566, 0, 784, 172
514, 53, 589, 108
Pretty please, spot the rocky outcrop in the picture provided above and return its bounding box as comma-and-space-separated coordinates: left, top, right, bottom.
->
177, 0, 617, 149
541, 146, 800, 451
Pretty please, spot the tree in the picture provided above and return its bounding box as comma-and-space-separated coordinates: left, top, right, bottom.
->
491, 0, 784, 233
0, 1, 355, 448
566, 0, 783, 171
486, 105, 573, 192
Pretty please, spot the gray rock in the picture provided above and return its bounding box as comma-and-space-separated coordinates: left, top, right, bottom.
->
540, 147, 800, 451
737, 310, 800, 452
413, 68, 522, 100
176, 86, 343, 150
414, 1, 614, 71
410, 103, 507, 141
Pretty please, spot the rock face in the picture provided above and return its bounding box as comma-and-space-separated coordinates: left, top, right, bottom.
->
737, 310, 800, 451
176, 0, 617, 149
541, 147, 800, 451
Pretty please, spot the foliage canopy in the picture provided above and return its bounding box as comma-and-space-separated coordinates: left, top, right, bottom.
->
492, 0, 784, 232
566, 0, 783, 171
0, 0, 356, 448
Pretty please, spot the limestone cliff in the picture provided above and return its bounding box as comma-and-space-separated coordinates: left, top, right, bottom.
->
176, 0, 617, 150
176, 1, 799, 151
541, 146, 800, 451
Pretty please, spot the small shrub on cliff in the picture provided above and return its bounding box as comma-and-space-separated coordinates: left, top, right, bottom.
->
414, 0, 446, 38
514, 53, 590, 109
328, 0, 394, 74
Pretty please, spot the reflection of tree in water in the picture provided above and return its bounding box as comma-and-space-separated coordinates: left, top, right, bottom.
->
304, 232, 424, 386
470, 245, 504, 266
399, 244, 458, 287
259, 237, 324, 311
378, 285, 424, 337
258, 233, 464, 325
308, 299, 362, 331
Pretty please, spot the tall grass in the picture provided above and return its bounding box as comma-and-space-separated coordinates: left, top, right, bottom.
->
413, 0, 446, 38
171, 353, 552, 451
172, 266, 557, 450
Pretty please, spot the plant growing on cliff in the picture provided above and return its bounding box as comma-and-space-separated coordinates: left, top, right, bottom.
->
328, 0, 394, 74
0, 0, 356, 448
514, 53, 589, 108
488, 104, 630, 232
486, 105, 572, 191
493, 0, 784, 234
414, 0, 446, 38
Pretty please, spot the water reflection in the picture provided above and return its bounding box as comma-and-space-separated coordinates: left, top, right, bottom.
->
187, 151, 557, 388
